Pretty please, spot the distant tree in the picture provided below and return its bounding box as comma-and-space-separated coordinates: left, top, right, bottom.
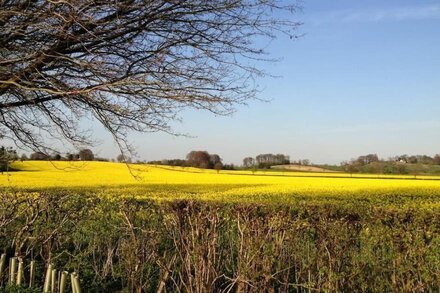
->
184, 151, 223, 169
434, 154, 440, 165
395, 162, 408, 174
94, 157, 109, 162
186, 151, 211, 169
255, 153, 289, 168
169, 159, 187, 167
52, 153, 62, 161
356, 156, 364, 165
356, 154, 379, 166
407, 155, 418, 164
366, 154, 379, 164
341, 161, 360, 175
243, 157, 256, 168
79, 149, 94, 161
115, 155, 131, 163
0, 146, 18, 171
176, 159, 186, 166
222, 164, 236, 170
209, 154, 222, 169
30, 152, 48, 160
150, 159, 188, 167
20, 154, 28, 161
418, 155, 435, 165
394, 155, 408, 163
372, 162, 384, 173
409, 163, 424, 179
116, 154, 125, 163
346, 164, 359, 175
301, 159, 310, 166
214, 162, 223, 174
66, 153, 74, 161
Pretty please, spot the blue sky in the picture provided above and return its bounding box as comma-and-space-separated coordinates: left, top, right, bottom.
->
95, 0, 440, 165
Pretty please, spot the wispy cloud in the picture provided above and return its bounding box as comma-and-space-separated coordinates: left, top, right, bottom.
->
307, 4, 440, 25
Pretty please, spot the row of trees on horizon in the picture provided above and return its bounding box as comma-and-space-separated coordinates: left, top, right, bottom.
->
3, 145, 440, 174
0, 148, 129, 171
148, 151, 235, 171
341, 153, 440, 174
243, 154, 291, 169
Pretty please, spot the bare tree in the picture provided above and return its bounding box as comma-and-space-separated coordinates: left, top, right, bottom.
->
79, 148, 94, 161
301, 159, 310, 166
0, 145, 17, 171
30, 151, 49, 160
186, 150, 211, 169
0, 1, 301, 156
255, 153, 289, 168
214, 162, 223, 173
434, 154, 440, 165
116, 154, 125, 163
209, 154, 222, 168
243, 157, 255, 168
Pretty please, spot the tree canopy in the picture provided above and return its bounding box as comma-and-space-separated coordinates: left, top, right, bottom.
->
0, 145, 17, 171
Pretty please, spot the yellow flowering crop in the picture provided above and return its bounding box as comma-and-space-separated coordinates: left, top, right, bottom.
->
1, 161, 440, 208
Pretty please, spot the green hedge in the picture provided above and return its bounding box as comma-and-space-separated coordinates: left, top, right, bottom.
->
0, 191, 439, 292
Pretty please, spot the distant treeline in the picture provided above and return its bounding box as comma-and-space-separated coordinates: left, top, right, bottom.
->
341, 153, 440, 174
241, 152, 440, 175
150, 152, 293, 171
27, 149, 99, 161
4, 144, 440, 175
2, 146, 236, 171
242, 154, 314, 169
1, 147, 135, 165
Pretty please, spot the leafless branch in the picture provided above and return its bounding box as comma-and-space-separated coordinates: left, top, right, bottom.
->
0, 0, 301, 155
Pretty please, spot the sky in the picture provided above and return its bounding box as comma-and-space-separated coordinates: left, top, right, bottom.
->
93, 0, 440, 165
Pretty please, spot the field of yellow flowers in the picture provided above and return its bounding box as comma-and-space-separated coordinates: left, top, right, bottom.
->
1, 161, 440, 291
2, 160, 440, 208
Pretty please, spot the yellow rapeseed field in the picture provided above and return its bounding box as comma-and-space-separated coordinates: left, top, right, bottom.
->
2, 161, 440, 207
